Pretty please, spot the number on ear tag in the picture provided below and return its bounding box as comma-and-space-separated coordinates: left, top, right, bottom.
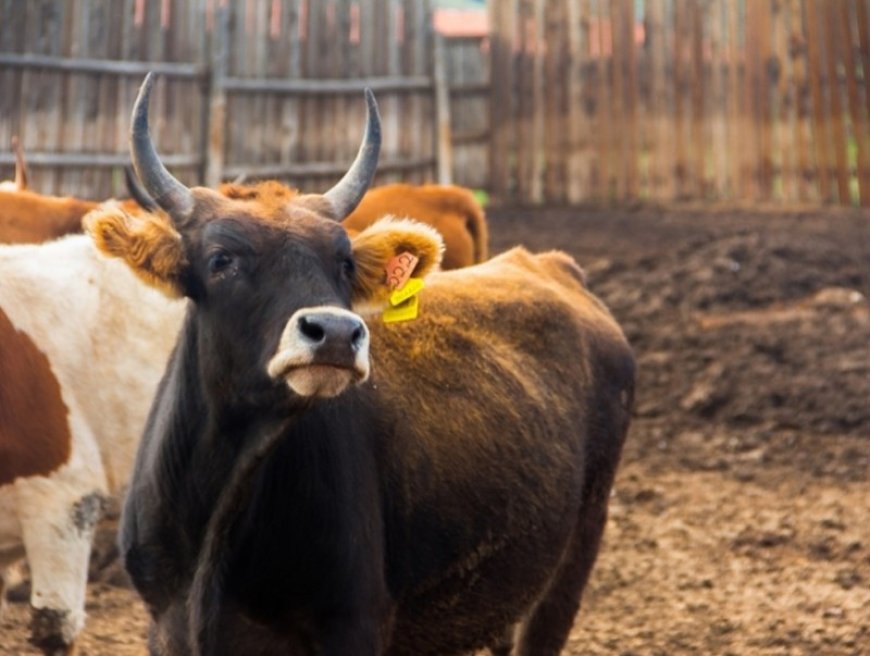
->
385, 252, 419, 291
383, 294, 420, 323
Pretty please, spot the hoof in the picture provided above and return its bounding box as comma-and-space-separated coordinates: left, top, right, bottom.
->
29, 607, 78, 655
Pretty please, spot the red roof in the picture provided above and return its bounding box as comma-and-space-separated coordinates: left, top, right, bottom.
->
433, 9, 488, 38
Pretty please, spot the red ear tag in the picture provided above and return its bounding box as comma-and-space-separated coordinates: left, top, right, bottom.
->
385, 252, 419, 291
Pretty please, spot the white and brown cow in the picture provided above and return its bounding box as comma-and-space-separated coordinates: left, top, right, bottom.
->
0, 233, 185, 653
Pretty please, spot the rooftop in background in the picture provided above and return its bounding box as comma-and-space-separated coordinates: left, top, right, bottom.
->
433, 8, 488, 38
432, 0, 486, 8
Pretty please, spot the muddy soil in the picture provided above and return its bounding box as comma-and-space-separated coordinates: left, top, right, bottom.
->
1, 205, 867, 655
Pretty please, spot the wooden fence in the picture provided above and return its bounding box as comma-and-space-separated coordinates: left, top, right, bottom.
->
443, 34, 490, 189
489, 0, 870, 206
0, 0, 442, 200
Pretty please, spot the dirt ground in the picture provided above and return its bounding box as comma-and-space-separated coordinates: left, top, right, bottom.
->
1, 205, 868, 655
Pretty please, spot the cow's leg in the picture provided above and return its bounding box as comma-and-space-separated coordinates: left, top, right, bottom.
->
513, 446, 624, 655
15, 475, 106, 655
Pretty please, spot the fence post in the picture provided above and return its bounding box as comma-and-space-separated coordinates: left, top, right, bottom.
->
433, 33, 453, 185
203, 4, 228, 187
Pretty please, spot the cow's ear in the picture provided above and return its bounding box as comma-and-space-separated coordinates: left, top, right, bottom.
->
84, 206, 187, 298
350, 216, 444, 311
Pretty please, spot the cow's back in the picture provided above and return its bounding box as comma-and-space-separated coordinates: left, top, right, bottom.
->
363, 247, 634, 652
0, 190, 95, 244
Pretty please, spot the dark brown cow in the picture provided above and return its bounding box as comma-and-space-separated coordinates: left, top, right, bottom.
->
342, 183, 488, 270
89, 75, 634, 655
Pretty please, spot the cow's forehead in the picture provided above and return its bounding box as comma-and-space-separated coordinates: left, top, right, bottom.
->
185, 184, 346, 249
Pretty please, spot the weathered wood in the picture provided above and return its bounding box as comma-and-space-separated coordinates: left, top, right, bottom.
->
823, 0, 851, 204
647, 0, 672, 198
0, 152, 201, 167
223, 155, 435, 180
805, 0, 832, 201
789, 0, 812, 201
433, 34, 453, 185
204, 4, 228, 187
0, 52, 204, 77
838, 0, 870, 205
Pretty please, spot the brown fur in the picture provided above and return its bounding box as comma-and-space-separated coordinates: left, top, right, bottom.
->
350, 217, 444, 309
84, 206, 187, 298
342, 184, 488, 270
0, 306, 71, 486
0, 190, 96, 244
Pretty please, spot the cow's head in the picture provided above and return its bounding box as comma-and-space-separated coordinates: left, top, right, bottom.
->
87, 74, 442, 401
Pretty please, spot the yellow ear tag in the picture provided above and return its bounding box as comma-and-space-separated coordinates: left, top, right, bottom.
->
389, 277, 424, 307
383, 293, 420, 323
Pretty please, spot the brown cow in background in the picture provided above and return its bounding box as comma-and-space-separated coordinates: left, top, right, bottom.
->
0, 139, 97, 244
342, 183, 488, 270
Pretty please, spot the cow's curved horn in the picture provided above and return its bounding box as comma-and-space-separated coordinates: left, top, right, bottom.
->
123, 165, 159, 212
323, 89, 381, 220
130, 73, 194, 219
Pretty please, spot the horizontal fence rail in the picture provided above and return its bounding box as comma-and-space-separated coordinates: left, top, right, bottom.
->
0, 0, 440, 200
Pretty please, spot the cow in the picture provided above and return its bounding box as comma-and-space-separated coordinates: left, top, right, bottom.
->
89, 74, 634, 655
0, 136, 30, 191
0, 229, 186, 654
0, 187, 97, 244
341, 183, 488, 270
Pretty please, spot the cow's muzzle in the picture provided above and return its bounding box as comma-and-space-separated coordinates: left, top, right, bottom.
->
267, 306, 370, 398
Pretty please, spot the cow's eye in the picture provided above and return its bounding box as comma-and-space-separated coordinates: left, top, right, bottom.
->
208, 250, 235, 275
341, 257, 355, 278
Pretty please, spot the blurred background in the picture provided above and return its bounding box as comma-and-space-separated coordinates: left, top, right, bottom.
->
0, 0, 867, 206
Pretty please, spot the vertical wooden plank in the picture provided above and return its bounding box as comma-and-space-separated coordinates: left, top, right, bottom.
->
647, 0, 672, 200
624, 0, 638, 199
689, 0, 705, 198
805, 0, 832, 201
514, 0, 532, 201
566, 0, 592, 202
433, 33, 453, 185
60, 0, 89, 197
609, 0, 625, 200
839, 0, 870, 205
726, 0, 742, 198
789, 0, 812, 201
708, 0, 728, 199
673, 0, 689, 198
281, 0, 302, 182
823, 0, 851, 204
594, 0, 613, 199
742, 0, 760, 200
772, 0, 794, 201
205, 2, 228, 187
528, 0, 544, 203
757, 0, 773, 200
489, 0, 515, 199
542, 0, 564, 202
857, 0, 870, 121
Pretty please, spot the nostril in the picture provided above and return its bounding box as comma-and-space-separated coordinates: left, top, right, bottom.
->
350, 324, 364, 348
298, 315, 326, 343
